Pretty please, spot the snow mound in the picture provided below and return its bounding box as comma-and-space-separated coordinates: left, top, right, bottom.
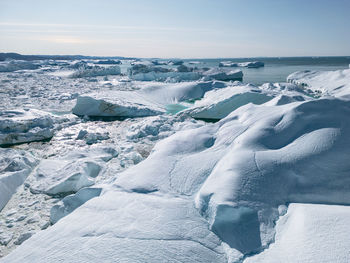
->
116, 97, 350, 255
0, 149, 38, 211
245, 203, 350, 263
70, 66, 121, 78
0, 109, 56, 146
181, 84, 273, 120
287, 68, 350, 97
27, 147, 117, 196
0, 61, 40, 72
202, 68, 243, 81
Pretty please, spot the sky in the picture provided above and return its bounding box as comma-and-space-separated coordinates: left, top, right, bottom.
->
0, 0, 349, 58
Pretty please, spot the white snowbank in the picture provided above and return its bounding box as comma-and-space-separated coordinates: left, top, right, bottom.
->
0, 149, 38, 211
26, 147, 117, 196
245, 203, 350, 263
287, 68, 350, 97
0, 109, 56, 146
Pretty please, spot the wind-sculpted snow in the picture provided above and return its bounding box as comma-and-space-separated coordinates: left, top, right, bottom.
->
116, 97, 350, 256
0, 149, 38, 211
0, 109, 56, 146
287, 68, 350, 97
2, 191, 228, 263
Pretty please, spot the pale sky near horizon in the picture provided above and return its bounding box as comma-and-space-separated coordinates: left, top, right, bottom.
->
0, 0, 349, 58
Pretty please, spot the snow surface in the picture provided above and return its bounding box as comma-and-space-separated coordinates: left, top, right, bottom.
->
287, 68, 350, 97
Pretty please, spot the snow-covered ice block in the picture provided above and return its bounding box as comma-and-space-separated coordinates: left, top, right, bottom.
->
70, 66, 121, 78
181, 84, 273, 120
0, 149, 38, 211
287, 68, 350, 97
2, 191, 227, 263
202, 68, 243, 81
72, 91, 166, 117
50, 187, 102, 224
0, 109, 55, 146
245, 203, 350, 263
72, 81, 227, 117
27, 147, 117, 195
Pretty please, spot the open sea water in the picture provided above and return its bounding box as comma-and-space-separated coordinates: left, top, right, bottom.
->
181, 56, 350, 85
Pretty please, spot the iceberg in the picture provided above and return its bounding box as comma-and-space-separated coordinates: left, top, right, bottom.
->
0, 109, 56, 146
238, 61, 264, 68
202, 68, 243, 81
219, 61, 264, 68
72, 92, 166, 117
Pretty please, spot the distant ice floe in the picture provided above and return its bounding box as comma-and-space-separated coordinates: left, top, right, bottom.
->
0, 109, 56, 146
287, 68, 350, 97
0, 61, 40, 72
128, 63, 243, 82
219, 61, 264, 68
0, 149, 38, 211
69, 66, 121, 78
